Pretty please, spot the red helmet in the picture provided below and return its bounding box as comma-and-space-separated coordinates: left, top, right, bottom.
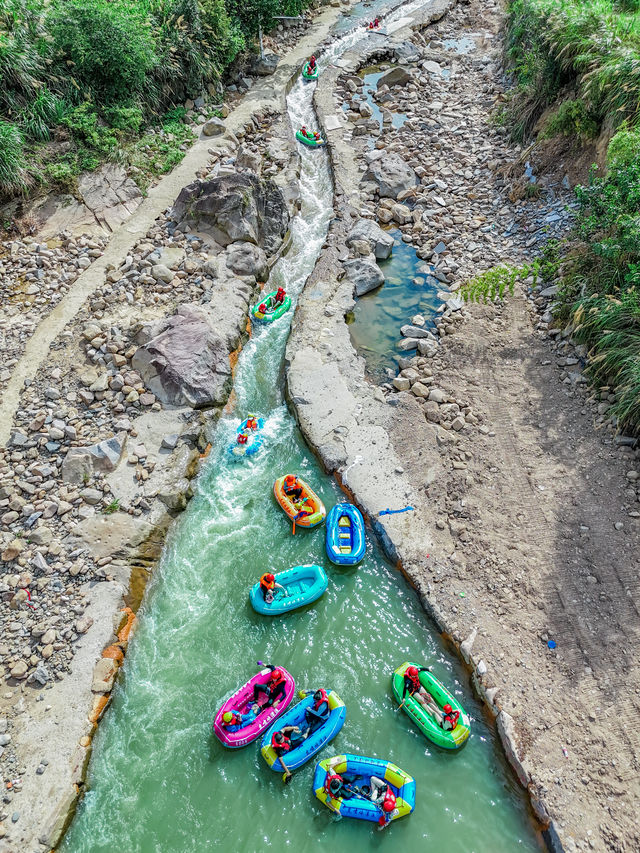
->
407, 666, 419, 677
259, 303, 267, 313
444, 703, 453, 714
265, 573, 275, 583
270, 668, 283, 681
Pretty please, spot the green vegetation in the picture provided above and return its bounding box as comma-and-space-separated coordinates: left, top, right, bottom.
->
461, 262, 539, 303
502, 1, 640, 433
103, 498, 121, 514
505, 0, 640, 140
0, 0, 310, 197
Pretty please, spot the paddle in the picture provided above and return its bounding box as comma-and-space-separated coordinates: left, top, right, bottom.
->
395, 699, 407, 713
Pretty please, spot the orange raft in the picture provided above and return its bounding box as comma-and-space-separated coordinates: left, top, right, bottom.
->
273, 475, 326, 528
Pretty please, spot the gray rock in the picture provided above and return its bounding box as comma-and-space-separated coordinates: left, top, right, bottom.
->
157, 478, 192, 514
377, 66, 414, 88
400, 324, 432, 338
202, 117, 226, 137
428, 388, 448, 403
224, 242, 268, 280
61, 434, 126, 482
80, 488, 103, 505
32, 663, 50, 686
151, 264, 174, 283
131, 304, 233, 408
235, 145, 262, 174
161, 434, 179, 450
363, 153, 418, 199
170, 173, 289, 255
391, 40, 422, 64
250, 53, 279, 76
392, 377, 411, 391
342, 255, 385, 296
346, 219, 394, 260
418, 339, 439, 357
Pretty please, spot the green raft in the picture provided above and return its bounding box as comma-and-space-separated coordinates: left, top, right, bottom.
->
296, 130, 326, 148
302, 62, 319, 80
391, 662, 471, 750
251, 290, 291, 323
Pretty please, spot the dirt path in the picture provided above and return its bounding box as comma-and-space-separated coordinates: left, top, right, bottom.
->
407, 292, 640, 852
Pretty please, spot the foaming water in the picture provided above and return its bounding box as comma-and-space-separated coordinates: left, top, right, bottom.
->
61, 6, 543, 853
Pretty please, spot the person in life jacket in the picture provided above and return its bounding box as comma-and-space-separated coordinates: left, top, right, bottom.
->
221, 707, 256, 732
283, 474, 303, 501
368, 776, 397, 830
259, 572, 286, 604
301, 125, 309, 139
246, 415, 258, 430
274, 287, 287, 305
237, 432, 248, 445
308, 55, 317, 71
441, 703, 460, 731
402, 664, 443, 721
271, 725, 308, 783
258, 302, 268, 315
252, 665, 287, 709
304, 688, 330, 733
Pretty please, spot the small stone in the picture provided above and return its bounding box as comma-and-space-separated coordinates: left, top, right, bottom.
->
10, 660, 28, 679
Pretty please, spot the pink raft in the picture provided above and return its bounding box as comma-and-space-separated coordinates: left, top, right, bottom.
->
213, 666, 296, 748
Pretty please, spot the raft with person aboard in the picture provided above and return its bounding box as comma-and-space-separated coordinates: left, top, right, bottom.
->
251, 288, 291, 323
261, 689, 346, 773
273, 475, 326, 529
296, 129, 326, 148
302, 61, 319, 80
213, 666, 295, 748
314, 754, 416, 825
249, 565, 328, 616
391, 661, 471, 749
228, 415, 265, 458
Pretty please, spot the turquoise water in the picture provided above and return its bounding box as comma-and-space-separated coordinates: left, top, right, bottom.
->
349, 231, 443, 378
61, 9, 543, 853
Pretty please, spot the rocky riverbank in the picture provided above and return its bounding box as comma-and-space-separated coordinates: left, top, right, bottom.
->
287, 0, 640, 851
0, 0, 364, 846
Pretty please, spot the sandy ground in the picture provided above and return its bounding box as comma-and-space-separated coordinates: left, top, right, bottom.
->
388, 292, 640, 852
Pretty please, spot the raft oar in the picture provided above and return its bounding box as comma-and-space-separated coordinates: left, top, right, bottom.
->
395, 699, 407, 713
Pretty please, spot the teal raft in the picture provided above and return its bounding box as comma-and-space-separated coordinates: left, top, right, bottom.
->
302, 62, 319, 80
296, 130, 326, 148
249, 565, 328, 616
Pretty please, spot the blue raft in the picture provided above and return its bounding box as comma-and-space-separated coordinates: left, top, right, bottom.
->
314, 754, 416, 824
325, 503, 366, 565
260, 690, 346, 772
228, 416, 265, 459
249, 565, 328, 616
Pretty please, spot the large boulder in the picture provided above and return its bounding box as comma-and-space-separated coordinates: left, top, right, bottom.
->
342, 255, 385, 296
362, 154, 418, 199
170, 173, 289, 255
250, 53, 279, 76
131, 304, 233, 408
377, 67, 414, 88
224, 242, 269, 280
61, 434, 127, 483
391, 41, 422, 64
346, 219, 394, 260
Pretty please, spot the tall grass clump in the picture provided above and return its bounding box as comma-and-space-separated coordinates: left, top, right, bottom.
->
506, 0, 640, 139
0, 121, 26, 192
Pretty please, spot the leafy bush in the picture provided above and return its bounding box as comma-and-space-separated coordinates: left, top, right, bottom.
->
0, 121, 27, 193
43, 161, 78, 193
48, 0, 157, 105
461, 262, 539, 302
61, 104, 119, 154
542, 98, 598, 140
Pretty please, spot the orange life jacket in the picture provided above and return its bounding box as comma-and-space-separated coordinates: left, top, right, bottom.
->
260, 574, 275, 592
443, 709, 460, 730
271, 732, 291, 752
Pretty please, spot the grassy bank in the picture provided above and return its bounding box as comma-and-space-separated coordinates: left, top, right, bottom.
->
0, 0, 308, 198
501, 0, 640, 434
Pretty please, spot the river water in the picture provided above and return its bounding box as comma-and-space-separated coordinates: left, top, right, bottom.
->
61, 7, 543, 852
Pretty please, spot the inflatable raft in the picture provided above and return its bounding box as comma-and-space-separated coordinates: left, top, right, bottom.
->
213, 666, 295, 748
250, 565, 328, 615
228, 416, 265, 459
273, 475, 326, 528
251, 291, 291, 323
391, 661, 470, 749
302, 62, 319, 80
314, 754, 415, 824
325, 503, 365, 565
296, 130, 326, 148
261, 689, 346, 772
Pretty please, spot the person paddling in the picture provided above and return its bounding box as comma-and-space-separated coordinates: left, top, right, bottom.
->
304, 688, 330, 733
284, 474, 303, 501
271, 725, 308, 784
368, 776, 397, 830
259, 572, 287, 604
274, 286, 287, 305
252, 665, 287, 710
